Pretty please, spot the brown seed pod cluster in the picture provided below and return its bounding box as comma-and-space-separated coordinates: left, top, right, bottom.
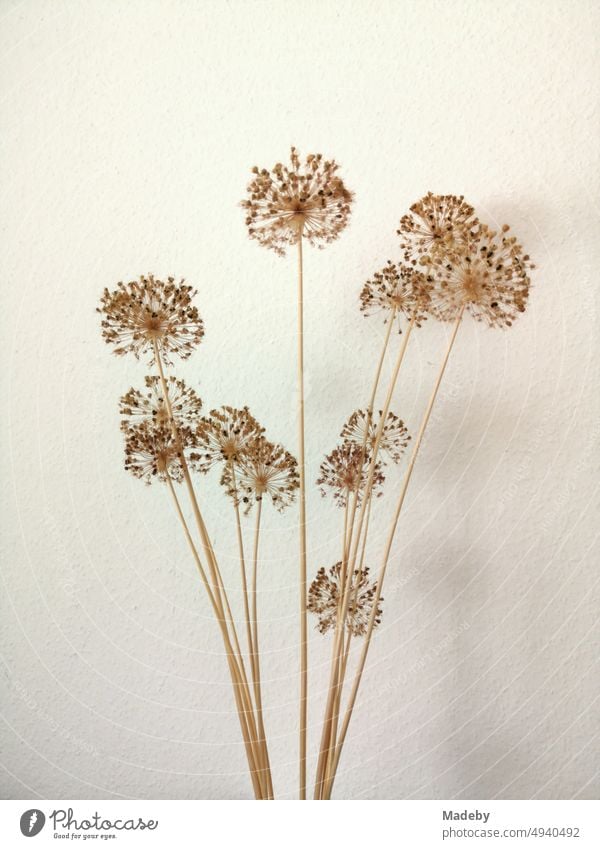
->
241, 147, 354, 256
119, 376, 203, 431
398, 192, 479, 265
120, 377, 204, 485
197, 406, 298, 512
341, 409, 410, 465
308, 562, 383, 637
196, 406, 265, 472
422, 222, 533, 328
393, 193, 534, 329
359, 261, 431, 328
222, 436, 299, 514
317, 441, 385, 508
98, 274, 204, 364
122, 419, 197, 485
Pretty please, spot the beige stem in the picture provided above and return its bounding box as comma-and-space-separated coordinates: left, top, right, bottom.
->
230, 463, 255, 675
165, 475, 264, 799
313, 311, 398, 799
232, 468, 274, 798
153, 343, 250, 686
251, 499, 273, 798
153, 342, 267, 797
324, 308, 465, 798
324, 489, 374, 787
314, 491, 350, 798
315, 315, 413, 798
297, 231, 308, 799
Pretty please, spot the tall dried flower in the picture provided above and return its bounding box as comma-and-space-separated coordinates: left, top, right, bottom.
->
123, 420, 199, 485
317, 442, 385, 507
98, 274, 204, 364
241, 147, 354, 256
222, 436, 299, 513
196, 406, 265, 472
359, 261, 431, 327
341, 409, 410, 465
424, 223, 533, 328
119, 376, 203, 432
398, 192, 479, 265
308, 563, 383, 637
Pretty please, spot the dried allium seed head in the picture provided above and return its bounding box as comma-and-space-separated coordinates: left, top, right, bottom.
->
196, 406, 265, 472
317, 442, 385, 507
308, 563, 383, 637
359, 261, 431, 328
123, 420, 198, 485
424, 223, 534, 328
221, 436, 299, 514
398, 192, 479, 265
241, 147, 354, 256
341, 409, 410, 465
97, 274, 204, 364
119, 376, 203, 432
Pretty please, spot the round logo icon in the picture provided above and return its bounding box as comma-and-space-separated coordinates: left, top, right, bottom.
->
19, 809, 45, 837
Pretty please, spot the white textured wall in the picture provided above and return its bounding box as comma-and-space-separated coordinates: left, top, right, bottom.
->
1, 0, 599, 801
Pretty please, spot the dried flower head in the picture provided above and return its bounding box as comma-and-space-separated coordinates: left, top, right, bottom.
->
196, 406, 265, 472
317, 442, 384, 507
222, 436, 299, 513
424, 223, 533, 328
359, 261, 431, 328
123, 420, 198, 485
241, 147, 353, 256
119, 376, 202, 432
98, 274, 204, 364
398, 192, 479, 265
341, 409, 410, 465
308, 563, 383, 637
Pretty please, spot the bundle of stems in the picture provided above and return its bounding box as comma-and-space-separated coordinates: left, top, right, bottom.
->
98, 154, 534, 799
307, 191, 533, 798
99, 276, 300, 799
313, 306, 462, 799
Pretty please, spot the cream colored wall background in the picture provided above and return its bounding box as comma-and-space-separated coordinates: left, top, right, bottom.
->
1, 0, 599, 800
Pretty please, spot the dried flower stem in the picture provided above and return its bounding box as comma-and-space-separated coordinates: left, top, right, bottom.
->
316, 318, 413, 798
153, 341, 269, 798
164, 474, 264, 799
324, 488, 373, 786
153, 344, 248, 682
230, 463, 273, 796
297, 231, 308, 799
323, 307, 465, 798
250, 500, 273, 798
230, 463, 255, 676
314, 313, 399, 798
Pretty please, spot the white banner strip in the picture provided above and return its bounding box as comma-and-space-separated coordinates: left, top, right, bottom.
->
0, 800, 598, 848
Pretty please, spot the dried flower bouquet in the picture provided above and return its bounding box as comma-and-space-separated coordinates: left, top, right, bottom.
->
98, 149, 534, 800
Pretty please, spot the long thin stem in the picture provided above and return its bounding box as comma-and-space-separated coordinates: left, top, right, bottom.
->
153, 341, 267, 797
251, 499, 273, 798
230, 463, 255, 672
315, 313, 412, 798
153, 343, 250, 687
297, 231, 308, 799
314, 490, 350, 796
343, 317, 416, 612
231, 466, 273, 797
324, 309, 465, 798
165, 475, 264, 799
324, 488, 373, 787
